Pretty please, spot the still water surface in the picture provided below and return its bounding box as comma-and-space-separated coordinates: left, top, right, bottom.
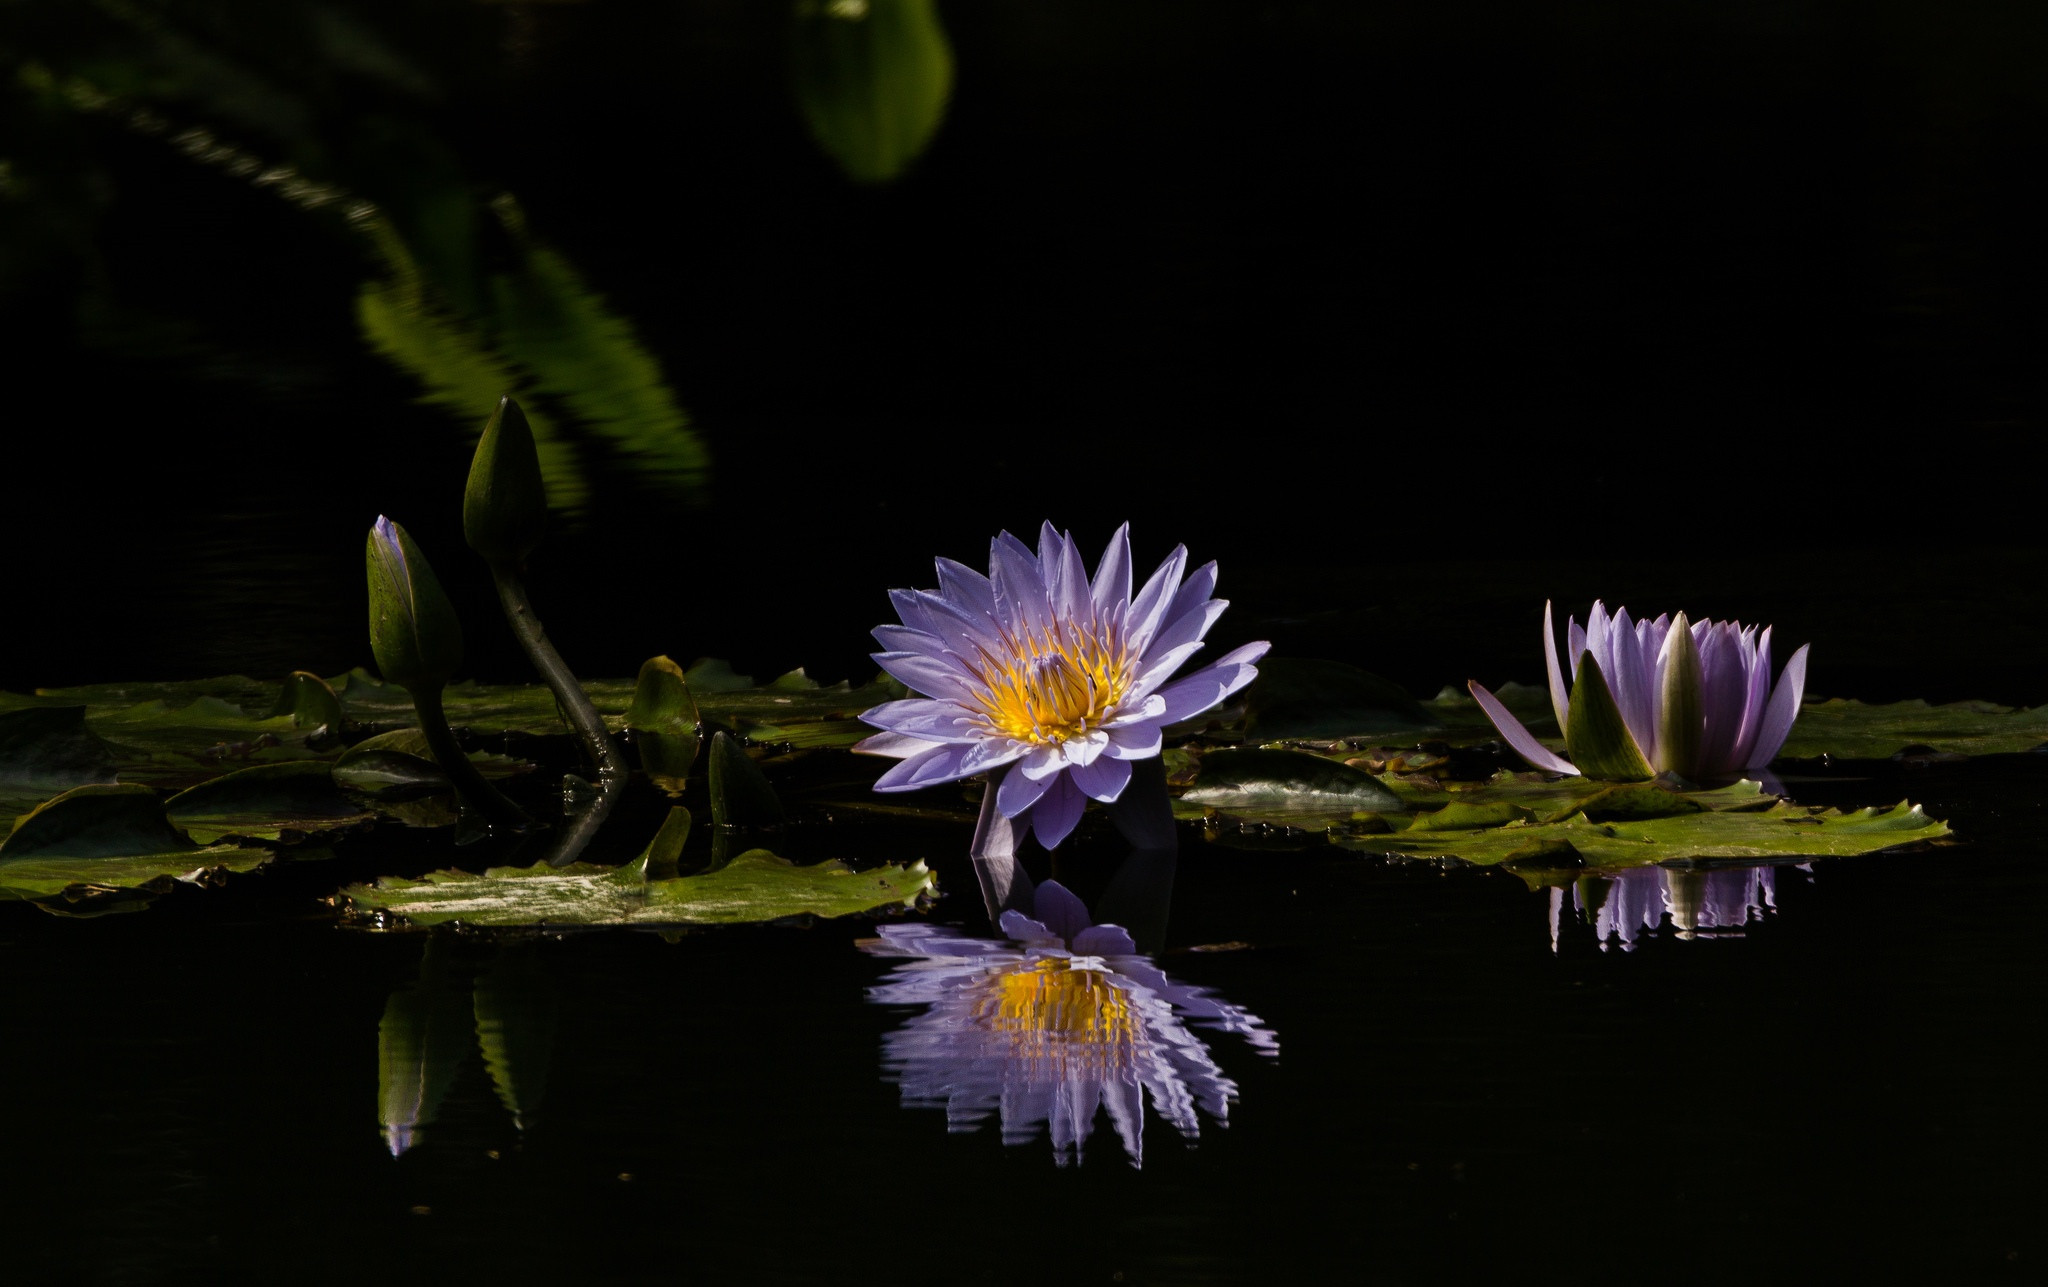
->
2, 753, 2040, 1285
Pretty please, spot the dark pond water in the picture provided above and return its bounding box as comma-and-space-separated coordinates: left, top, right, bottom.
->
4, 2, 2047, 1283
2, 752, 2043, 1284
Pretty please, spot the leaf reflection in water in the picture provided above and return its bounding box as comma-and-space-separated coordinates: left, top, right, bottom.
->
1551, 862, 1807, 953
861, 883, 1276, 1168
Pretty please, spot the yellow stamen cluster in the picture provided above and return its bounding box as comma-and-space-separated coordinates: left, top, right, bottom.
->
967, 618, 1131, 744
978, 959, 1141, 1069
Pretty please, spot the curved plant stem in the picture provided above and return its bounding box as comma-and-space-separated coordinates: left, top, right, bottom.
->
490, 566, 626, 782
411, 685, 530, 831
535, 774, 626, 868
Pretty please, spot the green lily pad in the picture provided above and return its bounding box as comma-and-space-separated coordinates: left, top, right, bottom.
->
0, 706, 121, 789
330, 728, 534, 796
1777, 698, 2048, 759
1338, 799, 1949, 868
0, 783, 268, 904
337, 849, 936, 929
1178, 748, 1405, 826
164, 761, 378, 843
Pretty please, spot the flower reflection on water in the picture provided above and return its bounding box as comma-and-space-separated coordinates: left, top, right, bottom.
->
861, 883, 1276, 1167
1551, 862, 1807, 953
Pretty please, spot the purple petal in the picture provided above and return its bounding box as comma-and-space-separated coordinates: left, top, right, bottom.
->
1073, 924, 1137, 956
996, 761, 1052, 816
870, 623, 944, 657
852, 730, 929, 758
888, 588, 936, 635
1128, 640, 1206, 698
872, 651, 979, 703
1467, 680, 1579, 775
1031, 879, 1094, 942
1103, 719, 1164, 760
1140, 598, 1228, 667
1152, 641, 1269, 724
933, 556, 997, 619
989, 531, 1051, 635
1091, 523, 1133, 616
872, 742, 976, 791
1047, 527, 1093, 627
1028, 771, 1088, 849
1733, 625, 1774, 762
859, 698, 981, 742
1695, 624, 1750, 775
1746, 643, 1810, 766
1544, 600, 1571, 732
1609, 608, 1656, 755
1068, 753, 1133, 802
1125, 545, 1189, 654
998, 909, 1062, 946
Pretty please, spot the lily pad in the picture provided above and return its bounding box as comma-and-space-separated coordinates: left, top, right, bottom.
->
331, 728, 534, 797
164, 761, 378, 843
1178, 748, 1407, 825
1337, 799, 1949, 868
1776, 698, 2048, 759
0, 706, 121, 789
337, 849, 936, 928
0, 783, 267, 905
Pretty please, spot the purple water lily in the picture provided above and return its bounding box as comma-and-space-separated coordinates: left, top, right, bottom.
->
861, 881, 1276, 1168
857, 523, 1269, 848
1469, 600, 1810, 781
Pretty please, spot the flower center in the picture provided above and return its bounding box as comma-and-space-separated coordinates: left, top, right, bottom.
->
967, 619, 1130, 744
979, 959, 1141, 1067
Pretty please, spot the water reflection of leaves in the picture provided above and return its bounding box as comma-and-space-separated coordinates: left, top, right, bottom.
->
861, 882, 1275, 1168
380, 940, 561, 1155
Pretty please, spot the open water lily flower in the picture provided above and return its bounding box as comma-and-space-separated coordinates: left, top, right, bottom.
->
1469, 601, 1809, 781
861, 881, 1276, 1168
857, 523, 1269, 848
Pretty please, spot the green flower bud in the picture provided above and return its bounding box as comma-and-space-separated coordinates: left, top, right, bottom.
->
463, 395, 549, 569
366, 516, 465, 693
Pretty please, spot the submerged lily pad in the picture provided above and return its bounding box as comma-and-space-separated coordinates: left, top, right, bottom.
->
338, 849, 936, 929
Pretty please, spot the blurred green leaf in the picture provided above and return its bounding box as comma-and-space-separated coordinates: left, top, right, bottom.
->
1243, 658, 1436, 740
790, 0, 954, 184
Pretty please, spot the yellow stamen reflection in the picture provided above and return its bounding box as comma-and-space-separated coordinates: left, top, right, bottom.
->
983, 959, 1146, 1057
967, 621, 1130, 745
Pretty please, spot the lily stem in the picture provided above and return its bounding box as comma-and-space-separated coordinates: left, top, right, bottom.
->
490, 565, 626, 782
410, 684, 530, 830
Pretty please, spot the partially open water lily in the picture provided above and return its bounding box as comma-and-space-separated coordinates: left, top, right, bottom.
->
1469, 601, 1809, 781
861, 880, 1276, 1168
857, 523, 1269, 848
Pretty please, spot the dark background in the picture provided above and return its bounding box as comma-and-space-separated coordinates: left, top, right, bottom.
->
4, 1, 2044, 702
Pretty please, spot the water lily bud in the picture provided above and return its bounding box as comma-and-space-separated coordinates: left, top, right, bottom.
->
463, 395, 549, 569
1469, 600, 1810, 783
366, 516, 465, 693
